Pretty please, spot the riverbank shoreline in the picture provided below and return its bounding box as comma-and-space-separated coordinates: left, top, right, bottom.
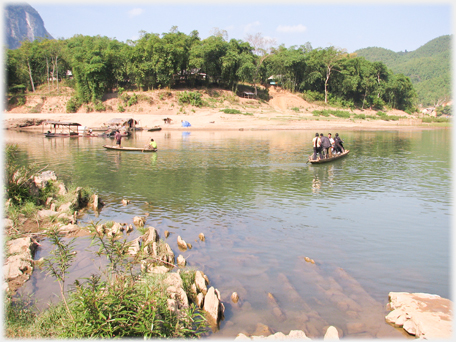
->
2, 111, 448, 133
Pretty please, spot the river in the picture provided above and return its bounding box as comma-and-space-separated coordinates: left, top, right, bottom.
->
6, 128, 451, 339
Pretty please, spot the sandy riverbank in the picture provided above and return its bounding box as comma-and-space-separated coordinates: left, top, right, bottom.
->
2, 110, 442, 133
3, 87, 445, 132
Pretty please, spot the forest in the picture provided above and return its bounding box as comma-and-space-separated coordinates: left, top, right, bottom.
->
355, 35, 451, 108
6, 28, 417, 113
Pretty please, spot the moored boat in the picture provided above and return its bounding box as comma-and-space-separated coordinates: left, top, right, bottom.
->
43, 121, 81, 137
308, 150, 350, 164
103, 145, 157, 152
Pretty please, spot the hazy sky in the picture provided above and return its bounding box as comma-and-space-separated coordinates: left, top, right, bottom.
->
14, 1, 455, 53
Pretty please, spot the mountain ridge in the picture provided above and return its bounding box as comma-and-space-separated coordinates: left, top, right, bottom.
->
4, 2, 53, 50
355, 35, 452, 106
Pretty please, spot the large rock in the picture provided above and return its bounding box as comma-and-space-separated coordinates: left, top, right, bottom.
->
203, 286, 223, 328
4, 237, 37, 292
385, 292, 452, 339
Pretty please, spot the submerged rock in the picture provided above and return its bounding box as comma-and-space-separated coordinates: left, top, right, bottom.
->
177, 235, 187, 250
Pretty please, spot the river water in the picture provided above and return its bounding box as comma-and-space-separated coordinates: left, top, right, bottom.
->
6, 128, 451, 339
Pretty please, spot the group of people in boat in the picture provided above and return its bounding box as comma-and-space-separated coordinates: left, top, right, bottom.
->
312, 132, 344, 160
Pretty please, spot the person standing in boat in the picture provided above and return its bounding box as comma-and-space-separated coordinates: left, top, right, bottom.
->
312, 133, 321, 160
334, 133, 344, 154
115, 130, 122, 147
320, 133, 331, 159
328, 133, 335, 158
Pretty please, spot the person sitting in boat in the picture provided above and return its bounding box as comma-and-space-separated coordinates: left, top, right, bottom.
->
312, 133, 321, 160
328, 133, 335, 158
334, 133, 345, 154
319, 133, 331, 159
149, 138, 157, 150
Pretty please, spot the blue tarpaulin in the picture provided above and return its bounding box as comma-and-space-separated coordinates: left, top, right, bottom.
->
181, 120, 191, 127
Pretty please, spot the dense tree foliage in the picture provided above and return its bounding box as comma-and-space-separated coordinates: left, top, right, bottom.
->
355, 35, 451, 107
6, 29, 419, 111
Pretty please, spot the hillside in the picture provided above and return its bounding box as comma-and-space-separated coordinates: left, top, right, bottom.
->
355, 35, 452, 107
4, 3, 53, 49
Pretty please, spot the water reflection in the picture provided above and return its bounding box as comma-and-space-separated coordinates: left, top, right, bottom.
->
6, 129, 450, 339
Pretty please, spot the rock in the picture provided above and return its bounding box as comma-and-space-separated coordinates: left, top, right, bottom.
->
37, 209, 58, 219
177, 255, 186, 267
142, 226, 159, 246
324, 326, 340, 340
177, 235, 187, 250
58, 224, 79, 234
288, 330, 311, 339
187, 243, 192, 249
252, 323, 274, 337
164, 230, 170, 238
385, 292, 452, 339
133, 216, 145, 226
33, 171, 57, 189
4, 218, 13, 229
195, 270, 208, 294
167, 285, 189, 309
92, 194, 100, 210
125, 224, 133, 233
57, 182, 67, 195
164, 273, 183, 289
50, 203, 56, 211
196, 292, 204, 308
121, 199, 130, 205
106, 222, 122, 237
231, 292, 239, 303
199, 233, 205, 241
203, 286, 222, 327
45, 197, 53, 207
58, 202, 72, 212
304, 257, 311, 262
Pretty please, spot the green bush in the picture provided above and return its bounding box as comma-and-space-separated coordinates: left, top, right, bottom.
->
178, 91, 204, 107
220, 108, 242, 114
301, 90, 324, 102
94, 101, 106, 112
66, 97, 81, 113
353, 114, 366, 120
127, 93, 138, 107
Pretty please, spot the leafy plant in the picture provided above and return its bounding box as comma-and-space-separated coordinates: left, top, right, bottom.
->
43, 226, 77, 319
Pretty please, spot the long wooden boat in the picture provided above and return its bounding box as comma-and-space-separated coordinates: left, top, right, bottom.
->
308, 150, 350, 164
147, 127, 162, 132
103, 145, 157, 152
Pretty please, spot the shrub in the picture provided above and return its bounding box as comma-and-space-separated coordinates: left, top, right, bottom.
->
66, 97, 81, 113
127, 93, 138, 107
178, 91, 204, 107
94, 101, 106, 112
220, 108, 242, 114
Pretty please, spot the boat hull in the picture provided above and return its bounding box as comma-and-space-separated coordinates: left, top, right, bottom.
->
308, 150, 350, 164
103, 145, 157, 152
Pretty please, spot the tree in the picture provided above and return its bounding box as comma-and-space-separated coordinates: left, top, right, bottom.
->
245, 33, 276, 96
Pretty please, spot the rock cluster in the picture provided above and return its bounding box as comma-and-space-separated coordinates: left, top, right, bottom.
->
3, 236, 39, 293
385, 292, 452, 339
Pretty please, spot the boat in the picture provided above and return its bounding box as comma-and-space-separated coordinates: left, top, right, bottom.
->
308, 150, 350, 164
43, 121, 81, 137
147, 127, 162, 132
103, 145, 157, 152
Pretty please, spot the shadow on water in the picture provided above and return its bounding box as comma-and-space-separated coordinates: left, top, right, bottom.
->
6, 129, 450, 339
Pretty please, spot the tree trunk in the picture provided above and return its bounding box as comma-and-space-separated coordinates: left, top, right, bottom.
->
27, 60, 35, 92
46, 57, 50, 93
56, 56, 59, 93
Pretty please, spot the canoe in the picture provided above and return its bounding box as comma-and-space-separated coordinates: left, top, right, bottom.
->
308, 150, 350, 164
103, 145, 157, 152
147, 127, 162, 132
